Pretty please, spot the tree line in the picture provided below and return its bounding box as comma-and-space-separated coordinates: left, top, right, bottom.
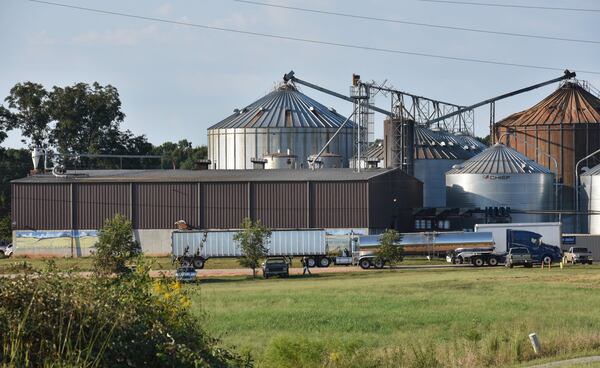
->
0, 81, 209, 239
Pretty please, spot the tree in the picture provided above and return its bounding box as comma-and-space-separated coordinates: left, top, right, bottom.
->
154, 140, 208, 169
4, 82, 52, 147
233, 218, 272, 278
375, 229, 404, 267
92, 213, 141, 274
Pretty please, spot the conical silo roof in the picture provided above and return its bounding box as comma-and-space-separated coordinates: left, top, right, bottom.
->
209, 83, 355, 129
497, 81, 600, 127
446, 143, 552, 174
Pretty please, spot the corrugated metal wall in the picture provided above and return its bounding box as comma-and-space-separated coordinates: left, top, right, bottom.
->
12, 172, 422, 232
74, 183, 130, 229
12, 183, 71, 230
309, 182, 368, 228
201, 182, 248, 229
251, 182, 308, 228
369, 171, 423, 231
133, 183, 199, 229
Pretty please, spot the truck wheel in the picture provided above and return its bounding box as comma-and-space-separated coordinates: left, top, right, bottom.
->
454, 256, 463, 264
509, 263, 514, 269
374, 259, 385, 269
306, 257, 316, 268
542, 255, 552, 266
192, 258, 205, 269
473, 257, 484, 267
359, 259, 371, 269
487, 257, 499, 267
318, 257, 331, 268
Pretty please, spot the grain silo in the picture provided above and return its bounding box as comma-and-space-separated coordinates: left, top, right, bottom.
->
446, 143, 555, 223
208, 83, 354, 169
382, 121, 485, 208
580, 164, 600, 233
495, 81, 600, 231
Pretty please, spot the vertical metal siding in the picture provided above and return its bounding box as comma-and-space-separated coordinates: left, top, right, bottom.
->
74, 183, 130, 229
369, 170, 423, 231
251, 182, 308, 228
201, 182, 248, 229
133, 183, 198, 229
310, 181, 368, 228
12, 183, 71, 230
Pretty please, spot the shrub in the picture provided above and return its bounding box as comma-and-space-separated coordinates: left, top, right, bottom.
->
234, 218, 271, 278
92, 213, 140, 274
0, 262, 246, 367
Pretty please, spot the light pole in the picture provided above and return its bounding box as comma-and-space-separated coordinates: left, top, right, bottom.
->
575, 148, 600, 233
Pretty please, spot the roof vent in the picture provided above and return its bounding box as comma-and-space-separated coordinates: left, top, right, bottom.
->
329, 107, 337, 113
452, 164, 463, 170
440, 141, 446, 147
233, 108, 240, 114
309, 106, 316, 112
463, 145, 470, 150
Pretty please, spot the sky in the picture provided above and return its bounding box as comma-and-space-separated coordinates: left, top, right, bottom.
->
1, 0, 599, 149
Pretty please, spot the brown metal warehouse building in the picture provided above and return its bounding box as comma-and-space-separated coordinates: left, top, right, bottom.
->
11, 168, 422, 256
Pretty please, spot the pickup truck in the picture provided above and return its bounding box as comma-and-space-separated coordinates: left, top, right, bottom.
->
505, 247, 533, 268
262, 257, 290, 279
564, 247, 593, 265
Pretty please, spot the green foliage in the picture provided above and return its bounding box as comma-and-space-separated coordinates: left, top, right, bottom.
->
233, 218, 271, 278
154, 139, 208, 169
375, 229, 404, 265
92, 213, 140, 274
0, 215, 12, 242
0, 262, 246, 367
262, 336, 326, 368
3, 82, 51, 147
0, 147, 31, 216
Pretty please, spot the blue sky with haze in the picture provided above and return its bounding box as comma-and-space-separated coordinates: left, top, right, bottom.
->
1, 0, 599, 149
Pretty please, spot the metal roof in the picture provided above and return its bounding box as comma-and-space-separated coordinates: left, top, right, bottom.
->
497, 81, 600, 127
13, 168, 403, 184
208, 83, 355, 130
362, 127, 485, 161
446, 143, 552, 174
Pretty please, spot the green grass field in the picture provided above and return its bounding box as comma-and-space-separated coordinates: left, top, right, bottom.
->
0, 255, 446, 274
189, 266, 600, 367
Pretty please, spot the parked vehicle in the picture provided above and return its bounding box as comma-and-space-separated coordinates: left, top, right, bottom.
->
446, 246, 505, 267
475, 223, 561, 253
175, 267, 197, 282
475, 223, 563, 265
262, 257, 290, 278
0, 242, 13, 258
564, 247, 593, 264
172, 229, 348, 269
506, 247, 533, 268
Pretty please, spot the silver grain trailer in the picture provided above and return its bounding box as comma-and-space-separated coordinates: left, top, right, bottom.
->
172, 229, 330, 269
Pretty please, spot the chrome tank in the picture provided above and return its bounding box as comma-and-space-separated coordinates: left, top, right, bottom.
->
581, 165, 600, 234
446, 144, 555, 223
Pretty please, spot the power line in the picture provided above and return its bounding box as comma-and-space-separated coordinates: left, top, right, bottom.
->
27, 0, 600, 75
419, 0, 600, 13
233, 0, 600, 45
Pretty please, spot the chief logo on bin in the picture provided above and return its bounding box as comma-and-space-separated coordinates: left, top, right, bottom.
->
483, 174, 510, 180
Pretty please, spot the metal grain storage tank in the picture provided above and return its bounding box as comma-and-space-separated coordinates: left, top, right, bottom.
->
307, 152, 342, 168
208, 83, 354, 169
382, 122, 485, 208
446, 143, 555, 223
495, 81, 600, 231
580, 165, 600, 233
264, 150, 297, 169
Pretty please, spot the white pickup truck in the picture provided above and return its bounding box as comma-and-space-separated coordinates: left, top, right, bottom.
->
563, 247, 593, 265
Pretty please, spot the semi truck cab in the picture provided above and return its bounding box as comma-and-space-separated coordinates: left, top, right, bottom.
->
506, 230, 562, 264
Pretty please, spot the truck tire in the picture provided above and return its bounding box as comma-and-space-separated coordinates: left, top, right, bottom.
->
473, 257, 484, 267
359, 259, 371, 269
374, 259, 385, 269
318, 257, 331, 268
192, 258, 205, 269
542, 255, 552, 266
454, 256, 463, 264
306, 257, 316, 268
487, 257, 499, 267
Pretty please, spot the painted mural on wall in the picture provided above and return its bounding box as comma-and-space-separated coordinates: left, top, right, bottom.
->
15, 230, 99, 249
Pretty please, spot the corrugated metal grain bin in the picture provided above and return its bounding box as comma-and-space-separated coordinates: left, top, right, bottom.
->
171, 229, 327, 258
